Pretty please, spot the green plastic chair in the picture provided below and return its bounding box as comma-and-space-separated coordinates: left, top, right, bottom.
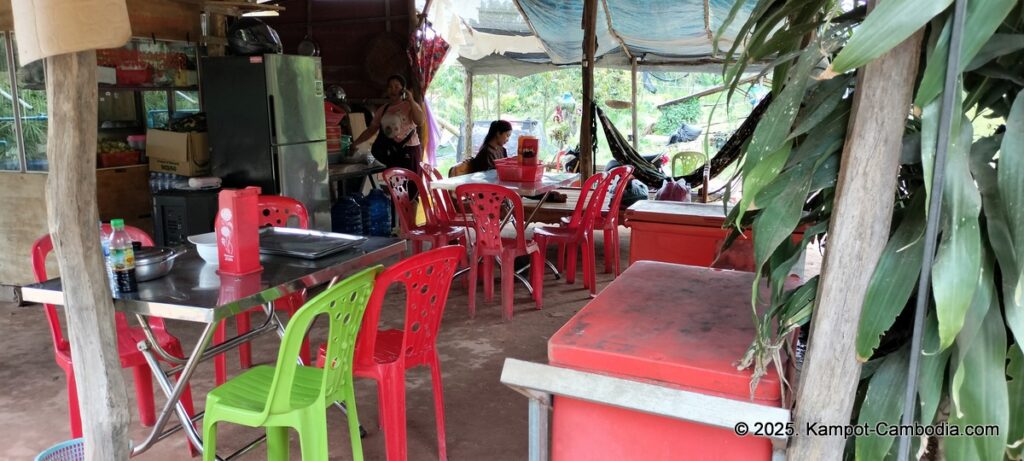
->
202, 266, 381, 461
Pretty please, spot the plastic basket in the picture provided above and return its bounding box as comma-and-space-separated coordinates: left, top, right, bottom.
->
36, 438, 84, 461
495, 157, 545, 182
99, 150, 141, 168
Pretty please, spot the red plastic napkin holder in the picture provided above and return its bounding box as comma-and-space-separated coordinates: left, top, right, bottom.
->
216, 187, 263, 276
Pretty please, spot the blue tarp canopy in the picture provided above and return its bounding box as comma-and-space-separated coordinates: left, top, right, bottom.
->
429, 0, 756, 76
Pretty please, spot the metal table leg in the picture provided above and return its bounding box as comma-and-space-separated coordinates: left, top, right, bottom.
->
131, 304, 282, 458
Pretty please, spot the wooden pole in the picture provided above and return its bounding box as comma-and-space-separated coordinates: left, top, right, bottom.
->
463, 69, 474, 161
46, 50, 130, 460
631, 58, 638, 151
787, 21, 924, 461
579, 0, 598, 179
496, 74, 502, 120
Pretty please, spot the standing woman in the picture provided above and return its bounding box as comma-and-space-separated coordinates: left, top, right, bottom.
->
354, 74, 425, 174
468, 120, 513, 173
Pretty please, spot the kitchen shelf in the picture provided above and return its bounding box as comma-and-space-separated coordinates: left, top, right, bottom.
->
18, 84, 199, 92
171, 0, 285, 16
99, 85, 200, 92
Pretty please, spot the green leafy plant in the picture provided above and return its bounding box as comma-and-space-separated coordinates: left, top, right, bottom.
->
719, 0, 1023, 458
653, 98, 702, 135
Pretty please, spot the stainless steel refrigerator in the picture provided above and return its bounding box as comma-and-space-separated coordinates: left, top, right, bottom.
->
201, 54, 331, 230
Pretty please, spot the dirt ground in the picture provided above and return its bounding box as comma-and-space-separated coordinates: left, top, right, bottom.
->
0, 227, 822, 460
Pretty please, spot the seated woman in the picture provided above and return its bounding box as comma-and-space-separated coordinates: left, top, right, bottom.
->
468, 120, 513, 173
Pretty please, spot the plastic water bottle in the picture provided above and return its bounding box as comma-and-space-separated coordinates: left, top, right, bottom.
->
99, 222, 116, 292
333, 196, 363, 235
366, 188, 392, 237
353, 193, 370, 235
108, 218, 138, 292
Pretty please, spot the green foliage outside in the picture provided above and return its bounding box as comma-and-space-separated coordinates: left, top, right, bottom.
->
653, 99, 701, 135
425, 62, 758, 176
720, 0, 1024, 459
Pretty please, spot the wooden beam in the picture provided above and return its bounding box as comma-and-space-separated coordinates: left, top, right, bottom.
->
657, 75, 759, 109
787, 20, 924, 461
579, 0, 597, 179
463, 69, 473, 161
46, 50, 130, 460
599, 0, 633, 61
435, 115, 460, 137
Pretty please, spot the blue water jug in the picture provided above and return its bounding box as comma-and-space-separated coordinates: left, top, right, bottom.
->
353, 193, 370, 235
366, 188, 392, 237
331, 196, 363, 235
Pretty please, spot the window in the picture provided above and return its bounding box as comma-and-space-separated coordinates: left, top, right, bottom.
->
13, 34, 49, 171
0, 34, 19, 171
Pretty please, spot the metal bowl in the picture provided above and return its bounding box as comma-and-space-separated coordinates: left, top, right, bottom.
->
135, 247, 184, 282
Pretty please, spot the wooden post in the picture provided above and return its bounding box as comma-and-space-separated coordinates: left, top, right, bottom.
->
631, 58, 638, 150
788, 24, 924, 461
46, 51, 130, 460
579, 0, 598, 179
496, 74, 502, 120
463, 69, 473, 161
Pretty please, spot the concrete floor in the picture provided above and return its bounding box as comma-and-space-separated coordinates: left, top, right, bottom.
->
1, 227, 822, 460
1, 228, 631, 460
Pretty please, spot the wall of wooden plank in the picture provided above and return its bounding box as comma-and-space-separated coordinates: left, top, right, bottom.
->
0, 173, 51, 285
0, 0, 201, 40
265, 0, 414, 100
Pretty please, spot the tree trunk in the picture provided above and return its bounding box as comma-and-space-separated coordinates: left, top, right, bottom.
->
579, 0, 597, 178
787, 26, 924, 461
45, 51, 131, 460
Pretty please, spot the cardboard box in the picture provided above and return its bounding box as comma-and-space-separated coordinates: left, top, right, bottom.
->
146, 129, 210, 176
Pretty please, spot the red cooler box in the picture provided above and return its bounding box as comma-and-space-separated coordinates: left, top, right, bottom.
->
548, 261, 783, 461
624, 201, 756, 270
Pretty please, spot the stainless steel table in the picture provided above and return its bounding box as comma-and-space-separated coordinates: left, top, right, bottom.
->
20, 237, 404, 459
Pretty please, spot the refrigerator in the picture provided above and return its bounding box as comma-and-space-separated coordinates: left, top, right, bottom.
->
201, 54, 331, 230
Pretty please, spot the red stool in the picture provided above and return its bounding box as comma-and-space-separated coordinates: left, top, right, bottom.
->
31, 228, 197, 456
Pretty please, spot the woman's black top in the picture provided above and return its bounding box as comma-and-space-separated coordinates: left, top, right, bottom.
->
469, 143, 507, 173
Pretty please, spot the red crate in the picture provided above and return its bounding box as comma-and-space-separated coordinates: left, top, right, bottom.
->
99, 151, 140, 168
495, 157, 544, 182
116, 62, 152, 86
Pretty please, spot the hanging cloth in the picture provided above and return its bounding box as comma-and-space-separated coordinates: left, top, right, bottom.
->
408, 20, 450, 166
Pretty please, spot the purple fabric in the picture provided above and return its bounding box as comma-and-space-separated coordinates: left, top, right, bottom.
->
424, 99, 440, 165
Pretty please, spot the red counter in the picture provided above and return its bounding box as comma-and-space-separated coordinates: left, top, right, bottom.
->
548, 261, 782, 461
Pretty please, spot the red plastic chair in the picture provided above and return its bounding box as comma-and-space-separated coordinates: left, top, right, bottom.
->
383, 167, 464, 254
534, 172, 614, 296
317, 245, 465, 461
455, 184, 544, 320
593, 166, 634, 276
420, 162, 472, 229
31, 227, 196, 452
214, 195, 311, 385
555, 172, 606, 275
